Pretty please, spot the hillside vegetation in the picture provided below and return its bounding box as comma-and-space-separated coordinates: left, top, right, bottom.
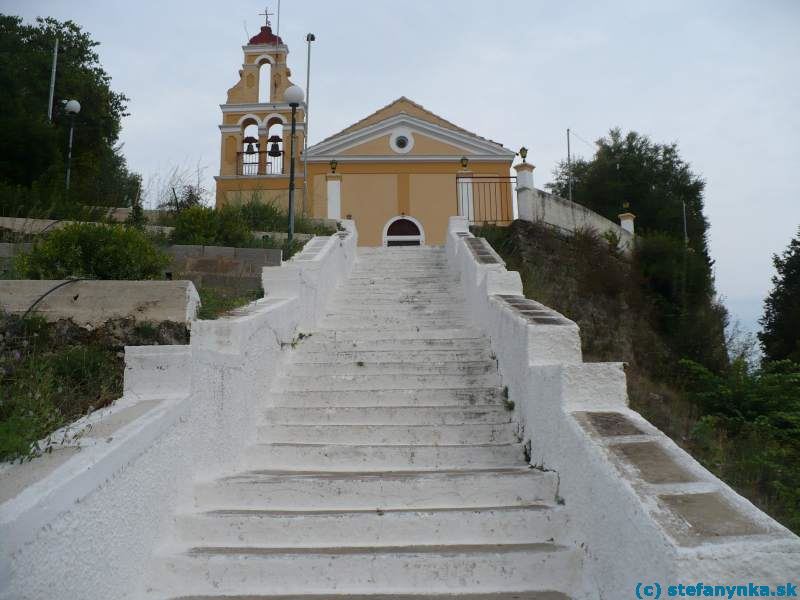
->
476, 220, 800, 533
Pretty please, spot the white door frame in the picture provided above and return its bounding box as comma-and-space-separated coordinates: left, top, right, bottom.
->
382, 215, 425, 247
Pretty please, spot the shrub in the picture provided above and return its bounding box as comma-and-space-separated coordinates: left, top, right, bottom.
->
237, 199, 285, 232
15, 223, 169, 280
170, 205, 251, 247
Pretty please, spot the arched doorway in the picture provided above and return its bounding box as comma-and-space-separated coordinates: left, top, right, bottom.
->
383, 216, 425, 247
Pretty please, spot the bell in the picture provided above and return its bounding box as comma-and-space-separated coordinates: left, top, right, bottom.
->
246, 142, 256, 154
268, 142, 282, 157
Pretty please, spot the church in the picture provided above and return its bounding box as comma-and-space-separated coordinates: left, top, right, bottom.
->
215, 17, 519, 246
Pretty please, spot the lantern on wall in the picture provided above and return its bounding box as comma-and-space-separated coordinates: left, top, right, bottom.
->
329, 159, 338, 173
460, 156, 469, 169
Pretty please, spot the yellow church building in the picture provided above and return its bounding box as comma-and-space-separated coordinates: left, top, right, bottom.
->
215, 19, 519, 247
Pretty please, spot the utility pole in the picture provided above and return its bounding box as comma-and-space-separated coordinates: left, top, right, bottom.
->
276, 0, 281, 45
681, 197, 689, 314
566, 128, 573, 202
682, 199, 689, 246
47, 38, 58, 122
302, 33, 315, 216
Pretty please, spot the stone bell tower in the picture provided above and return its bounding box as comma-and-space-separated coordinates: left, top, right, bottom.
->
215, 11, 306, 209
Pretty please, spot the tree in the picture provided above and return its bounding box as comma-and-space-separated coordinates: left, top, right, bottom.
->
759, 228, 800, 363
0, 14, 139, 212
548, 128, 710, 258
547, 129, 727, 372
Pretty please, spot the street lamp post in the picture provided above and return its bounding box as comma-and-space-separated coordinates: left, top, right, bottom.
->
284, 84, 305, 246
302, 33, 315, 216
63, 99, 81, 191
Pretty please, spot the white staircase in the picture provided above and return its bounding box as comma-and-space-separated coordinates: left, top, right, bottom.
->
147, 246, 580, 599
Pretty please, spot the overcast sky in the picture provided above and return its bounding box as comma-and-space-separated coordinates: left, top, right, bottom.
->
8, 0, 800, 335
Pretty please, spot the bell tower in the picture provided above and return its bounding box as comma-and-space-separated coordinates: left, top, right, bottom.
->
215, 10, 306, 208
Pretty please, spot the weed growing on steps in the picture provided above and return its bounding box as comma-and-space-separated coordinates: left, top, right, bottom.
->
356, 361, 365, 367
502, 386, 515, 411
281, 332, 313, 350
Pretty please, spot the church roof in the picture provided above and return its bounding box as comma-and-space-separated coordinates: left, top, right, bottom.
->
248, 25, 283, 45
314, 97, 507, 150
306, 97, 515, 161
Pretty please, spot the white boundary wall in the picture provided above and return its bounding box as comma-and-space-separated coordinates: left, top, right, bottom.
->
0, 223, 357, 600
517, 187, 634, 251
445, 216, 799, 599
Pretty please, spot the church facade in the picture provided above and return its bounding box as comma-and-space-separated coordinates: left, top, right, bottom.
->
215, 21, 517, 247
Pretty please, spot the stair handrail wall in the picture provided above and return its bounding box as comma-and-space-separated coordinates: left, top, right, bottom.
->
0, 221, 358, 600
444, 216, 799, 600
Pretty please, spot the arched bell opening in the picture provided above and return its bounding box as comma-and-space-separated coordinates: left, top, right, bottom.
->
258, 59, 273, 103
239, 120, 260, 176
265, 118, 285, 174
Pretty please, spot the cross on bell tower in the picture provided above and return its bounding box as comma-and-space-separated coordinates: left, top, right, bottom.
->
259, 7, 273, 27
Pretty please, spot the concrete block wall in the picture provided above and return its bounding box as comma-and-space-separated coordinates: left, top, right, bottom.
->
445, 216, 800, 599
165, 244, 284, 292
0, 280, 201, 325
0, 222, 358, 600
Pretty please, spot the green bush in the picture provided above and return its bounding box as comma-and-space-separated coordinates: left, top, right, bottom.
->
237, 199, 285, 232
170, 205, 251, 247
15, 223, 169, 280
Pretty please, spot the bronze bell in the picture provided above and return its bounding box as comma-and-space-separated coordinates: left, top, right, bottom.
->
267, 135, 283, 157
243, 136, 258, 154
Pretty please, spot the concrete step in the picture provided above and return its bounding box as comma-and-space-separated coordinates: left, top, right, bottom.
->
264, 405, 512, 425
349, 269, 452, 277
160, 593, 570, 600
335, 285, 459, 293
257, 422, 519, 445
195, 468, 555, 511
322, 307, 467, 318
270, 387, 504, 407
305, 327, 483, 340
284, 360, 497, 377
295, 336, 490, 353
151, 543, 579, 597
289, 348, 494, 363
241, 442, 526, 471
273, 373, 501, 392
175, 505, 567, 548
330, 290, 461, 299
318, 319, 469, 330
325, 302, 462, 311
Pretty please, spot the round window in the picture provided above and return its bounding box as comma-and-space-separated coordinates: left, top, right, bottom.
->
390, 129, 414, 153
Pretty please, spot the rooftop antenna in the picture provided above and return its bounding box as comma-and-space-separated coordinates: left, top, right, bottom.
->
243, 20, 250, 40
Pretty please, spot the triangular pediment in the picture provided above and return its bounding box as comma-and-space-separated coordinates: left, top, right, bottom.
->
307, 98, 515, 161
